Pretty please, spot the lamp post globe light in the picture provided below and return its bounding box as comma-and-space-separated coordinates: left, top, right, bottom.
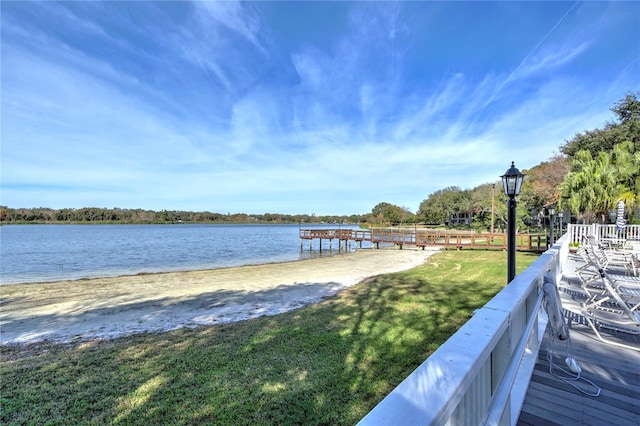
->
501, 162, 524, 284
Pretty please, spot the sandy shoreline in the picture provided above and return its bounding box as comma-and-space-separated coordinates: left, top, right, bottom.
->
1, 248, 439, 345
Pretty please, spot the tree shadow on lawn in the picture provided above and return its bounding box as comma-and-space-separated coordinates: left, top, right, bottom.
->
1, 273, 499, 426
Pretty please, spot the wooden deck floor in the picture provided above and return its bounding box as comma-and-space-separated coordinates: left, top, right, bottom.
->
517, 254, 640, 426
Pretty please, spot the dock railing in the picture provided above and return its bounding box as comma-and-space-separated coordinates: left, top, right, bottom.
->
358, 234, 569, 426
299, 228, 547, 252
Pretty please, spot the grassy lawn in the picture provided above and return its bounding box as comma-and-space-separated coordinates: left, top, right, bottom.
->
1, 250, 538, 425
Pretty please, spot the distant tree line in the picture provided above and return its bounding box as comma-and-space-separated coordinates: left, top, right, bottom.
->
0, 207, 367, 225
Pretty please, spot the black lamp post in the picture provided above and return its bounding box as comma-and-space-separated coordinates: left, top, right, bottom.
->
501, 162, 524, 284
548, 205, 555, 247
558, 211, 564, 239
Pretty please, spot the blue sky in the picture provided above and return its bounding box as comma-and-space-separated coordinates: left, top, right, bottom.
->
2, 1, 639, 215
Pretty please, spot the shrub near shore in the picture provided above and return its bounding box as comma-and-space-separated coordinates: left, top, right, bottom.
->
1, 250, 538, 425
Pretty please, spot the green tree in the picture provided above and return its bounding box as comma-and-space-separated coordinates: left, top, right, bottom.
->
469, 182, 500, 232
611, 141, 640, 210
559, 149, 621, 223
371, 202, 408, 225
417, 187, 472, 226
519, 155, 569, 210
561, 91, 640, 157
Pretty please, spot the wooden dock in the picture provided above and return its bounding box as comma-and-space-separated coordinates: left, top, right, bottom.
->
299, 228, 548, 252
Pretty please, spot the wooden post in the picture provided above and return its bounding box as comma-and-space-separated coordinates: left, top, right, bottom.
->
491, 183, 495, 236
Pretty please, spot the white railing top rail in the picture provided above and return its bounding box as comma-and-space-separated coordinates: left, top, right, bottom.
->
568, 224, 640, 245
358, 235, 569, 426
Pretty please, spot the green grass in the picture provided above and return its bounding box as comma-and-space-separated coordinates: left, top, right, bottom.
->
1, 251, 538, 425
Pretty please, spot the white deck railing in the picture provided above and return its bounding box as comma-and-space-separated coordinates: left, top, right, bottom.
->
568, 223, 640, 246
358, 235, 570, 426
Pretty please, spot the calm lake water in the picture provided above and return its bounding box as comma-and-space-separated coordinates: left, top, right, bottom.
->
0, 224, 361, 285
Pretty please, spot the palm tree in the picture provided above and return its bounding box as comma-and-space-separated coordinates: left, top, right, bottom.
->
611, 141, 640, 212
560, 150, 618, 223
560, 142, 639, 223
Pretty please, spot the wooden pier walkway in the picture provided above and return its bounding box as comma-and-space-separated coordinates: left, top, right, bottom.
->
299, 228, 548, 252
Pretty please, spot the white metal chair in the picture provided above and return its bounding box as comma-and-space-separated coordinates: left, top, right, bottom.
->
573, 240, 640, 347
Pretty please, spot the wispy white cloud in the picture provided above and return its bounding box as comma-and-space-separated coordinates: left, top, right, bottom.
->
2, 1, 638, 214
170, 0, 273, 95
468, 1, 587, 126
195, 0, 266, 54
518, 41, 591, 78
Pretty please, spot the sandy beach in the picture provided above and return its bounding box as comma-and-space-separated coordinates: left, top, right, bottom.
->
1, 248, 439, 345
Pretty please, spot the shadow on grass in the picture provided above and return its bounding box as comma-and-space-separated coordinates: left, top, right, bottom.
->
1, 252, 530, 425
